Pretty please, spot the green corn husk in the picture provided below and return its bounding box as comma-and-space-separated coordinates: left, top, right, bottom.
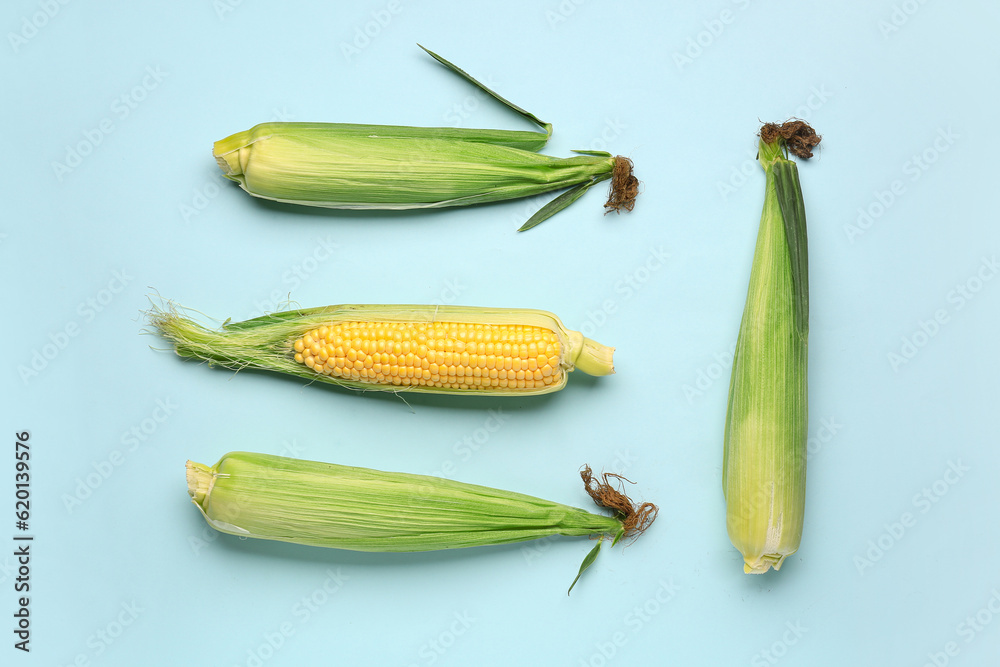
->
722, 122, 819, 574
148, 302, 616, 397
212, 46, 638, 231
187, 452, 657, 590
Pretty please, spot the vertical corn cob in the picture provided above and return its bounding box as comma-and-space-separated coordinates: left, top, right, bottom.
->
212, 46, 638, 231
723, 122, 819, 574
150, 303, 615, 396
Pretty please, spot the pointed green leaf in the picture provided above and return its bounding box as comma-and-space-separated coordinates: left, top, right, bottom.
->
418, 44, 552, 141
568, 538, 603, 595
518, 177, 604, 232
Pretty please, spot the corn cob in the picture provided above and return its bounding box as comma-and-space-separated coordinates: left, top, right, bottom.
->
187, 452, 656, 591
212, 46, 638, 231
150, 303, 615, 396
722, 121, 819, 574
187, 452, 656, 552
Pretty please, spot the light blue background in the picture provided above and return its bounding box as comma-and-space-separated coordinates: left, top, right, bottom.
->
3, 1, 998, 665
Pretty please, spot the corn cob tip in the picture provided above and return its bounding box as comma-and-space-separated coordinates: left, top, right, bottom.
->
146, 303, 178, 332
146, 306, 222, 362
580, 466, 657, 539
604, 156, 639, 215
186, 460, 214, 506
569, 334, 615, 377
759, 121, 821, 159
213, 129, 252, 177
215, 153, 236, 176
743, 553, 788, 575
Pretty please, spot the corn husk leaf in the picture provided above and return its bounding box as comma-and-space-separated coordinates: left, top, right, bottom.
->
187, 452, 656, 591
211, 46, 636, 230
723, 124, 817, 574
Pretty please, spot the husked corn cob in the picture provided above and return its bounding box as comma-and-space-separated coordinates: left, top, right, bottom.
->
150, 303, 615, 396
292, 320, 565, 391
212, 46, 638, 231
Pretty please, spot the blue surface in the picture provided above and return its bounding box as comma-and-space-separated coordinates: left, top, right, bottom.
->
3, 1, 999, 665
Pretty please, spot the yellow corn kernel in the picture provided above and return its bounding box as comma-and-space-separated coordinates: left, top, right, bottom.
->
291, 321, 564, 392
